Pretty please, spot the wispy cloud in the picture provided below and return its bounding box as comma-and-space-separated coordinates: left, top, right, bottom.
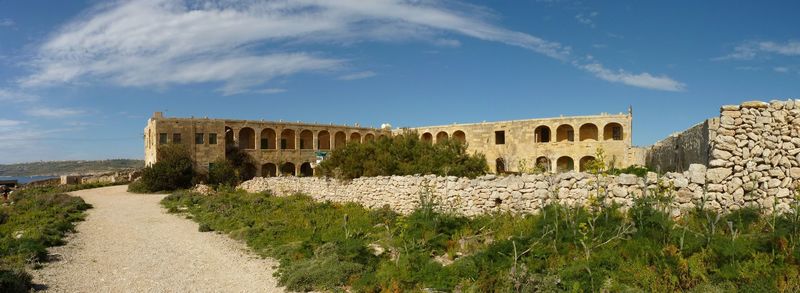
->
716, 40, 800, 61
338, 71, 377, 81
19, 0, 680, 92
434, 38, 461, 48
254, 88, 287, 95
774, 67, 790, 73
575, 12, 598, 28
0, 19, 13, 27
25, 107, 85, 118
578, 61, 686, 92
0, 89, 38, 102
0, 119, 25, 127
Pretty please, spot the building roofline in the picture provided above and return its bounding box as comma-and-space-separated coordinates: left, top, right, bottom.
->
403, 113, 631, 130
150, 116, 388, 131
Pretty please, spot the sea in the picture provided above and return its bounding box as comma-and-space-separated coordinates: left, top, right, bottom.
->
0, 175, 58, 184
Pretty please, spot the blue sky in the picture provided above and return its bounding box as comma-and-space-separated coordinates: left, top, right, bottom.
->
0, 0, 799, 164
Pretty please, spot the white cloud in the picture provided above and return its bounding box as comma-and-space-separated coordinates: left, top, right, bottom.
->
774, 67, 790, 73
338, 71, 377, 81
253, 88, 287, 94
579, 61, 686, 92
716, 40, 800, 60
0, 19, 13, 27
0, 89, 38, 102
19, 0, 680, 92
0, 119, 25, 127
575, 12, 598, 28
434, 38, 461, 48
25, 107, 85, 118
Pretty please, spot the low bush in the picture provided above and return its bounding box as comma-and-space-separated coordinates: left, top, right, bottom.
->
163, 188, 800, 292
0, 192, 91, 292
128, 144, 195, 193
317, 132, 488, 179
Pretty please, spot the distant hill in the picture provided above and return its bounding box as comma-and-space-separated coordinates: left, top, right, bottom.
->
0, 159, 144, 176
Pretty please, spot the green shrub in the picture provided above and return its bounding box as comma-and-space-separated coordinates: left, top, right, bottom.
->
207, 158, 238, 187
318, 132, 488, 179
0, 192, 90, 292
162, 187, 800, 292
129, 144, 195, 193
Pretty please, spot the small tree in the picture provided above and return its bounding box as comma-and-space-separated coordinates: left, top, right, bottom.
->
129, 144, 195, 193
208, 158, 238, 187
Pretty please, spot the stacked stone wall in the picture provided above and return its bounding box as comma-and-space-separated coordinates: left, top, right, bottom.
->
240, 167, 711, 217
707, 100, 800, 213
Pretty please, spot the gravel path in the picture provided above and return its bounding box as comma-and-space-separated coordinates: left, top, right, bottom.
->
31, 185, 284, 292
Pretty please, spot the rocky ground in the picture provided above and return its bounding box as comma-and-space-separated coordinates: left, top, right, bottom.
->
31, 185, 284, 292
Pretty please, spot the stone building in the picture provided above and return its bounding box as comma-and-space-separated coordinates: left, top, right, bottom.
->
144, 109, 641, 176
402, 110, 639, 174
144, 112, 392, 176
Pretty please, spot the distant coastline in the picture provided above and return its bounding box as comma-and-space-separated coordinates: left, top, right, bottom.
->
0, 175, 58, 184
0, 159, 143, 177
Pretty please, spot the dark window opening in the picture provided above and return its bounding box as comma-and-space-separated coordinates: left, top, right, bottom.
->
495, 131, 505, 145
209, 133, 217, 144
260, 138, 269, 149
195, 133, 204, 145
172, 133, 182, 144
281, 139, 288, 149
612, 126, 622, 140
159, 133, 168, 144
567, 130, 574, 141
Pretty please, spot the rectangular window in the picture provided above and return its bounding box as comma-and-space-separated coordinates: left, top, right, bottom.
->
208, 163, 215, 171
495, 131, 505, 145
261, 138, 269, 149
173, 133, 182, 144
209, 133, 217, 144
567, 130, 574, 141
281, 139, 287, 149
159, 133, 168, 144
299, 140, 305, 149
195, 133, 204, 145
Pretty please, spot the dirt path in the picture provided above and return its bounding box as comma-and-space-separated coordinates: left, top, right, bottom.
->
31, 185, 284, 292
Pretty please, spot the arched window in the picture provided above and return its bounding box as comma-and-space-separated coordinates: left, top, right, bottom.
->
334, 131, 347, 149
350, 132, 361, 143
280, 162, 296, 176
534, 126, 551, 143
238, 127, 255, 150
280, 129, 296, 149
579, 156, 597, 172
556, 156, 574, 172
260, 128, 276, 150
496, 158, 506, 174
556, 125, 574, 142
452, 130, 466, 143
364, 133, 375, 142
300, 162, 313, 177
318, 130, 331, 150
436, 131, 448, 143
421, 132, 433, 144
604, 123, 624, 141
579, 123, 599, 141
262, 163, 277, 177
299, 130, 313, 149
225, 126, 234, 148
535, 156, 551, 172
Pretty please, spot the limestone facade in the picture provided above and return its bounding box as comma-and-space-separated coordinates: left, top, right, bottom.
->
144, 112, 391, 176
402, 111, 638, 173
145, 110, 639, 175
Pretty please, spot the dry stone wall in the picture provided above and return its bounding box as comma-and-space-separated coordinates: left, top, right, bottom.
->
240, 166, 712, 217
708, 100, 800, 213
